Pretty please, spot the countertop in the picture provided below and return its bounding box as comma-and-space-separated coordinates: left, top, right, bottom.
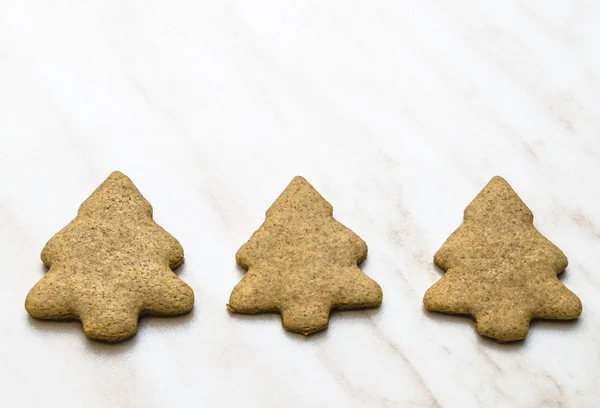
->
1, 1, 600, 407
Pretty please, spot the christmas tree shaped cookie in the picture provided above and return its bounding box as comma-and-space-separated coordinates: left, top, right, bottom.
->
25, 171, 194, 342
424, 176, 582, 342
228, 176, 382, 335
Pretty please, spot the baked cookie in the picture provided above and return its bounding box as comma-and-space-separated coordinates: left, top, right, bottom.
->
228, 176, 382, 335
25, 171, 194, 342
424, 176, 582, 342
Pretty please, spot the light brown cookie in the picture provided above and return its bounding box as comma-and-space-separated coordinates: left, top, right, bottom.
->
25, 171, 194, 342
228, 176, 382, 335
424, 176, 582, 342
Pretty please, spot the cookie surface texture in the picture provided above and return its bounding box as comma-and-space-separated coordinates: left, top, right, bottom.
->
424, 176, 582, 342
25, 171, 194, 342
228, 176, 383, 335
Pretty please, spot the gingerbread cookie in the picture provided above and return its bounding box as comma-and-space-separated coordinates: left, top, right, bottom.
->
228, 176, 383, 335
25, 171, 194, 342
424, 176, 582, 342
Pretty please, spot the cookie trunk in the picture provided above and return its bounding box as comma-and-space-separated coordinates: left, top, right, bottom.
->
281, 303, 331, 335
475, 310, 531, 342
80, 307, 140, 342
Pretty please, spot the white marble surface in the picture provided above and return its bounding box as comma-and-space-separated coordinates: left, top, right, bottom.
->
1, 1, 600, 407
